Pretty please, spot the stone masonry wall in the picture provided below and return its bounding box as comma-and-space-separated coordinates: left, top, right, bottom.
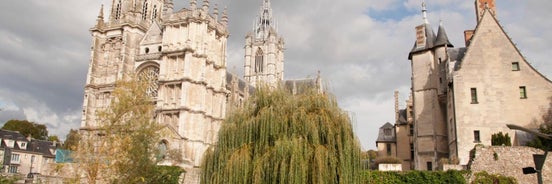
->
469, 146, 552, 183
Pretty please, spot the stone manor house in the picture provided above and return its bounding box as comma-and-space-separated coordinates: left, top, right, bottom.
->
79, 0, 321, 174
377, 0, 552, 171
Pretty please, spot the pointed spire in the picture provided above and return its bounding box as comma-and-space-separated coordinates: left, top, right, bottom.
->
422, 0, 428, 24
190, 0, 197, 10
221, 6, 228, 25
95, 4, 104, 28
98, 4, 104, 19
435, 20, 454, 47
213, 4, 219, 20
202, 0, 210, 12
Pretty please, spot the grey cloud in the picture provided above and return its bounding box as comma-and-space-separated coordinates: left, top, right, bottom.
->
1, 0, 550, 149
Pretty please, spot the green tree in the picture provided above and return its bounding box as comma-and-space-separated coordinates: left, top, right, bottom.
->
63, 129, 80, 150
75, 76, 163, 183
2, 119, 48, 140
48, 135, 60, 142
201, 86, 361, 184
527, 98, 552, 150
491, 132, 511, 146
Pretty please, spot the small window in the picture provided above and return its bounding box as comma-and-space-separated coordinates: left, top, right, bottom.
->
520, 86, 527, 99
512, 62, 520, 71
470, 88, 478, 104
21, 142, 26, 147
158, 46, 162, 52
11, 154, 20, 162
427, 162, 433, 171
384, 128, 392, 136
410, 144, 414, 159
386, 143, 392, 156
145, 47, 150, 54
474, 130, 481, 143
8, 166, 17, 173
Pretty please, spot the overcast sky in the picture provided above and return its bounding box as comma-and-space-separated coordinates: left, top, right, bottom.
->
0, 0, 551, 150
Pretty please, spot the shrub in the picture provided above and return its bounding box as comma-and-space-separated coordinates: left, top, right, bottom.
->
491, 132, 511, 146
375, 156, 402, 165
361, 170, 467, 184
471, 171, 517, 184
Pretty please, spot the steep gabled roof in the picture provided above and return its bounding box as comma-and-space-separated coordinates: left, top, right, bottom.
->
458, 8, 552, 83
140, 21, 163, 45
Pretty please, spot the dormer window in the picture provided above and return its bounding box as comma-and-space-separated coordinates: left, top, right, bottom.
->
384, 128, 392, 136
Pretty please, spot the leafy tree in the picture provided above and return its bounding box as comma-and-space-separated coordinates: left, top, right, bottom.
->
74, 76, 163, 183
63, 129, 80, 150
48, 135, 60, 142
527, 97, 552, 150
201, 86, 361, 184
2, 119, 48, 140
491, 132, 511, 146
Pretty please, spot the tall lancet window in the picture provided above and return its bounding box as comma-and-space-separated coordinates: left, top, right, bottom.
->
142, 0, 149, 20
115, 0, 122, 20
152, 5, 158, 21
255, 48, 264, 73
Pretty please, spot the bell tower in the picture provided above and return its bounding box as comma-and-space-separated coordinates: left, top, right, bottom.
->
244, 0, 285, 88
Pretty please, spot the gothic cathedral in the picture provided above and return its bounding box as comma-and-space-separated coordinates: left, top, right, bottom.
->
80, 0, 298, 172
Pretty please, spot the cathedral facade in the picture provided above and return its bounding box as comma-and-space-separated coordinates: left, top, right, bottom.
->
79, 0, 310, 172
379, 0, 552, 171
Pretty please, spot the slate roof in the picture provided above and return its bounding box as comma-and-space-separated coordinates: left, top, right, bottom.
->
396, 109, 408, 125
0, 129, 57, 158
376, 122, 396, 143
435, 23, 454, 48
408, 23, 453, 59
448, 47, 467, 71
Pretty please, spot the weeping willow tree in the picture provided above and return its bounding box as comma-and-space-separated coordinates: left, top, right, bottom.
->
202, 86, 361, 184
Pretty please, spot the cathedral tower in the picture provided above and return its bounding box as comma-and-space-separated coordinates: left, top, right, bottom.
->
81, 0, 167, 129
81, 0, 230, 171
407, 1, 452, 171
244, 0, 285, 88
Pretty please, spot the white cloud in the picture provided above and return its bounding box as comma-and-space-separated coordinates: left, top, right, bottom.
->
1, 0, 550, 150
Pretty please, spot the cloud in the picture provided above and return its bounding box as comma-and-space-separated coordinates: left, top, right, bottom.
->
1, 0, 550, 150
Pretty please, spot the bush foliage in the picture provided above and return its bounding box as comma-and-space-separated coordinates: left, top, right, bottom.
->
361, 170, 467, 184
491, 132, 511, 146
361, 170, 517, 184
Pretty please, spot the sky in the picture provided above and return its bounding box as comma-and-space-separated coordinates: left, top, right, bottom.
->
0, 0, 551, 150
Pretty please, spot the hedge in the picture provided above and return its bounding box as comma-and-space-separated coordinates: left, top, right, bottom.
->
361, 170, 517, 184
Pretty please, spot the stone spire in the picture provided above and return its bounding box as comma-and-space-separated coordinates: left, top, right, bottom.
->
96, 4, 105, 27
213, 4, 219, 20
163, 0, 174, 17
190, 0, 197, 10
221, 6, 228, 25
202, 0, 209, 12
254, 0, 275, 39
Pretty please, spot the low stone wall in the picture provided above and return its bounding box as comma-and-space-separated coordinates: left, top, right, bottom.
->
378, 164, 402, 171
468, 146, 552, 183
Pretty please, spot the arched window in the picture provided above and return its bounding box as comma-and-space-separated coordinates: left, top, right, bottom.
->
157, 140, 168, 160
255, 48, 264, 73
115, 0, 122, 20
138, 65, 159, 97
142, 0, 149, 20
